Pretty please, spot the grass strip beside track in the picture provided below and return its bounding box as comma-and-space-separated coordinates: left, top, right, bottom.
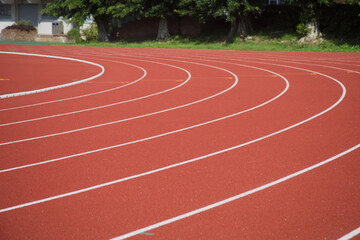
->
1, 34, 359, 52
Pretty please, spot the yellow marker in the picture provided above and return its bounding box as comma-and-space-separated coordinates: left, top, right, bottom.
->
347, 71, 353, 73
226, 77, 233, 79
271, 75, 277, 77
0, 78, 10, 81
310, 73, 317, 75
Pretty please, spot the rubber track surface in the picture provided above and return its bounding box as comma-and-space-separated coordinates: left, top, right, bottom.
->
0, 45, 359, 240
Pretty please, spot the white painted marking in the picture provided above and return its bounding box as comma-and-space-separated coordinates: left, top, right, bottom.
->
0, 60, 283, 146
0, 63, 346, 211
0, 57, 147, 112
109, 145, 359, 239
338, 227, 360, 240
0, 51, 105, 99
0, 58, 147, 112
115, 50, 360, 75
0, 60, 289, 169
0, 54, 346, 174
208, 54, 360, 74
0, 60, 190, 126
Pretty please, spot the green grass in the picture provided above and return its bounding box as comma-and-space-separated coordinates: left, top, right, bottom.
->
2, 31, 359, 52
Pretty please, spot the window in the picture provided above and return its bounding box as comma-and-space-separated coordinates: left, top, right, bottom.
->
0, 4, 11, 20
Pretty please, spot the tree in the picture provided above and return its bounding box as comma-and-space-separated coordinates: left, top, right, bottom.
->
179, 0, 259, 42
43, 0, 117, 41
285, 0, 332, 43
143, 0, 179, 40
179, 0, 218, 23
220, 0, 258, 41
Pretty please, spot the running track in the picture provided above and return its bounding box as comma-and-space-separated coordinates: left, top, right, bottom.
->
0, 44, 359, 240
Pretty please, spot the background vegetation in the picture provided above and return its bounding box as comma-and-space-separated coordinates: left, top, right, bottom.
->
39, 0, 359, 52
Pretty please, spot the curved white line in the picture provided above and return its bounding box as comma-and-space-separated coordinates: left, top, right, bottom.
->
110, 51, 360, 75
0, 58, 147, 112
0, 51, 105, 99
0, 54, 344, 172
0, 58, 191, 127
195, 54, 360, 74
111, 144, 359, 240
0, 53, 347, 213
0, 54, 290, 146
0, 61, 239, 170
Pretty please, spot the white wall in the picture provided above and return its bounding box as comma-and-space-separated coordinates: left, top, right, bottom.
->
62, 20, 72, 34
37, 21, 51, 34
0, 2, 75, 37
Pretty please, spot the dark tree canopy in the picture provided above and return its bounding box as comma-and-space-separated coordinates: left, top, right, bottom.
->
43, 0, 121, 41
43, 0, 359, 42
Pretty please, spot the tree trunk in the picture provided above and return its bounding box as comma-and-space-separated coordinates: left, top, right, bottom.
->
237, 16, 253, 38
227, 20, 238, 42
305, 20, 321, 39
227, 16, 253, 42
298, 20, 323, 44
157, 18, 170, 40
94, 16, 110, 42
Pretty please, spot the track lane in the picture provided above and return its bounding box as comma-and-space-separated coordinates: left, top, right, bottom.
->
0, 62, 344, 210
0, 52, 103, 96
0, 58, 188, 122
0, 57, 143, 110
126, 146, 359, 240
0, 45, 358, 240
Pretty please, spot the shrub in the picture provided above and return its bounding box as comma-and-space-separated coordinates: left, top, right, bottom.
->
15, 20, 33, 27
5, 20, 36, 31
67, 28, 82, 43
82, 24, 98, 41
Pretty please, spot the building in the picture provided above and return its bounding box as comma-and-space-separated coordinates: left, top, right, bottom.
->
0, 0, 72, 38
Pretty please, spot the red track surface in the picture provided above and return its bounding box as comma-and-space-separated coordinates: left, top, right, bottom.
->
0, 45, 359, 240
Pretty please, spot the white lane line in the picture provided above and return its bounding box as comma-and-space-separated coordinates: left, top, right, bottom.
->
0, 63, 345, 211
202, 54, 360, 74
338, 227, 360, 240
110, 144, 360, 240
0, 59, 290, 170
0, 58, 280, 146
0, 58, 147, 112
0, 51, 105, 99
115, 51, 360, 75
0, 61, 239, 170
0, 58, 190, 127
0, 53, 345, 172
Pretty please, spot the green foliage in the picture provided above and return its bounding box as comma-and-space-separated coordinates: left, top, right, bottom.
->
284, 0, 332, 22
42, 0, 119, 41
109, 0, 144, 19
66, 28, 82, 42
296, 22, 308, 36
178, 0, 218, 22
179, 0, 259, 22
82, 24, 98, 41
15, 20, 33, 27
143, 0, 179, 18
42, 0, 117, 25
56, 32, 360, 52
6, 20, 36, 31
